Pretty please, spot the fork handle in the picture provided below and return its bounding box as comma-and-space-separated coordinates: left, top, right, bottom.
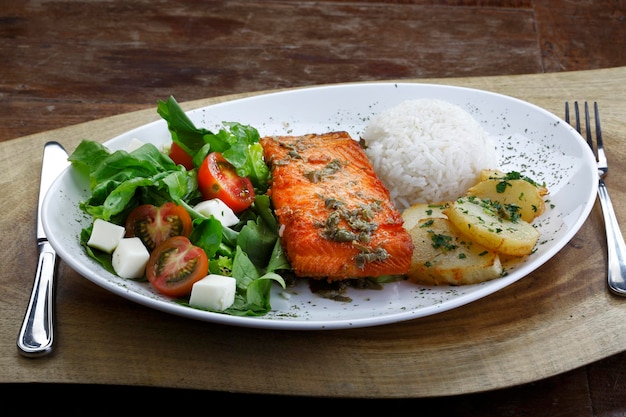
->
597, 179, 626, 296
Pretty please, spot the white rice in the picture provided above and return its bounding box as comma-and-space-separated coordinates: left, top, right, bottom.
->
362, 98, 497, 210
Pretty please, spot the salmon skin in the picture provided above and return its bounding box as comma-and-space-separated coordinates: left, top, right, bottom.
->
260, 131, 413, 281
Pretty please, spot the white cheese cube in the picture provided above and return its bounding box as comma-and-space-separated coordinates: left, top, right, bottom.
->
194, 199, 239, 227
112, 237, 150, 279
189, 274, 237, 311
87, 218, 125, 254
126, 137, 145, 152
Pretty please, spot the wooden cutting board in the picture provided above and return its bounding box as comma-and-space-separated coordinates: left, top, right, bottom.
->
1, 67, 625, 398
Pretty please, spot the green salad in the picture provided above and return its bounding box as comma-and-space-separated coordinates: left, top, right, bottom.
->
69, 96, 290, 316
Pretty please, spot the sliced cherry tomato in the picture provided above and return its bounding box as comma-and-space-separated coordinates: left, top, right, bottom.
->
125, 202, 192, 251
168, 142, 195, 170
197, 152, 255, 213
146, 236, 209, 297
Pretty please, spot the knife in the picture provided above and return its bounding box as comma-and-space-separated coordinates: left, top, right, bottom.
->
17, 141, 70, 357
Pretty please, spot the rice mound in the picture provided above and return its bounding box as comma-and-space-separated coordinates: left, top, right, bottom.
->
362, 98, 497, 211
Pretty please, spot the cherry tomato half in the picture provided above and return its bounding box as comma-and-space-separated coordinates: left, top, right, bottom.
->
168, 142, 195, 170
146, 236, 209, 298
125, 202, 193, 252
197, 152, 255, 213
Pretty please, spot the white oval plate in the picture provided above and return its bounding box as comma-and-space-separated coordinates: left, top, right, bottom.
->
42, 83, 597, 330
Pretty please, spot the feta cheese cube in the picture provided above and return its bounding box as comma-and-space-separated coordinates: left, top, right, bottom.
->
194, 199, 239, 227
126, 137, 145, 152
189, 274, 237, 311
87, 218, 125, 254
112, 237, 150, 279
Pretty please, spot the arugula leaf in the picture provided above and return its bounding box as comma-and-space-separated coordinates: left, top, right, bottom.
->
266, 239, 291, 273
189, 216, 223, 258
237, 217, 277, 269
222, 246, 286, 316
157, 96, 212, 156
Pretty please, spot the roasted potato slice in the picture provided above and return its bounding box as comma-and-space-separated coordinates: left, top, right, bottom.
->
402, 202, 448, 230
466, 178, 546, 222
472, 170, 548, 219
479, 169, 548, 195
406, 217, 503, 285
478, 168, 507, 182
443, 196, 540, 257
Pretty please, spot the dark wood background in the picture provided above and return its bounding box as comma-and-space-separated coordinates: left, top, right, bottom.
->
3, 0, 624, 143
2, 0, 626, 414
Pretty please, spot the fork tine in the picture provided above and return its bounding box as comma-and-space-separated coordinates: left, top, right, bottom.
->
594, 102, 604, 150
594, 101, 608, 169
583, 101, 594, 150
595, 102, 602, 142
565, 101, 577, 131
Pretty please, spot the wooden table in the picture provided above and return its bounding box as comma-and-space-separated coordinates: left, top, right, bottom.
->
2, 1, 626, 414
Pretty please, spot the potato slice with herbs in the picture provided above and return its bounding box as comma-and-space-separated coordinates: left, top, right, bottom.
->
443, 196, 540, 257
480, 169, 548, 195
406, 217, 503, 285
402, 202, 448, 231
466, 178, 545, 222
478, 168, 507, 182
467, 170, 548, 222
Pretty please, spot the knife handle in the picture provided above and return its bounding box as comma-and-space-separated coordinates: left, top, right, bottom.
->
17, 241, 57, 357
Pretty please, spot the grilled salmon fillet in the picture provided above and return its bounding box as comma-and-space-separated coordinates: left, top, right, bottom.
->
260, 131, 413, 281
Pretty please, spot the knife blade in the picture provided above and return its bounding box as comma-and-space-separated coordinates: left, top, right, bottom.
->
17, 141, 70, 357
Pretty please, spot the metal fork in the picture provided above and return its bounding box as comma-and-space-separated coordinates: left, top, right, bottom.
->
565, 101, 626, 296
